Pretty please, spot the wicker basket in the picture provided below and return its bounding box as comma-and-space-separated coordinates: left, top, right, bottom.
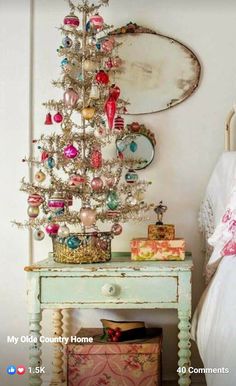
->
52, 232, 112, 264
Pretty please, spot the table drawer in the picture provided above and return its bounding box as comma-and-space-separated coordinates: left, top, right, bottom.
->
40, 276, 177, 304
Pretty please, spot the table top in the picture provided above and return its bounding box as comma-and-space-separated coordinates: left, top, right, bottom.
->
25, 252, 193, 273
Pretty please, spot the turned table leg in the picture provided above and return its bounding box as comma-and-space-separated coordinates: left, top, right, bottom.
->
177, 270, 192, 386
50, 309, 65, 385
29, 312, 42, 386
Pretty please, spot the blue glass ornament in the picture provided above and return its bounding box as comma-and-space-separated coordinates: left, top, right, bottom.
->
130, 141, 138, 153
125, 169, 138, 184
86, 21, 91, 32
47, 157, 55, 169
116, 140, 126, 152
61, 58, 68, 67
67, 236, 81, 249
96, 42, 101, 50
62, 36, 72, 48
106, 191, 119, 210
55, 208, 64, 216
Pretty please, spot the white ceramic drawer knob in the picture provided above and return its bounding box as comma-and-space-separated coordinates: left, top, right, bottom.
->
101, 283, 116, 296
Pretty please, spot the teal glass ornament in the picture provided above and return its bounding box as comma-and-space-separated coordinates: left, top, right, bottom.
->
55, 208, 64, 216
125, 169, 138, 184
130, 140, 138, 153
67, 236, 81, 250
61, 58, 68, 67
106, 191, 119, 210
47, 157, 55, 169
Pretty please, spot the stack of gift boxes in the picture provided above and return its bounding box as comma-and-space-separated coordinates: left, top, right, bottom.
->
131, 202, 185, 261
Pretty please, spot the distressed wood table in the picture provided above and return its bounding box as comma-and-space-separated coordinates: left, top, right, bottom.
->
25, 253, 193, 386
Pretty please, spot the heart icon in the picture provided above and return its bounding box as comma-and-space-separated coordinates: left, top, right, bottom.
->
17, 366, 26, 375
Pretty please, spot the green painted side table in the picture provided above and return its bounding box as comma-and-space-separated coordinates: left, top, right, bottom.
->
25, 253, 193, 386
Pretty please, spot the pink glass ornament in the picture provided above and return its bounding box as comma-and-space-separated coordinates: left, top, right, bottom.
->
101, 38, 114, 52
112, 56, 122, 68
111, 223, 122, 235
53, 112, 63, 123
64, 14, 80, 27
63, 88, 79, 108
109, 84, 120, 101
80, 207, 96, 227
48, 199, 65, 210
105, 176, 115, 188
91, 148, 102, 169
27, 194, 44, 207
64, 144, 78, 159
45, 223, 60, 235
41, 151, 49, 162
105, 96, 116, 129
89, 14, 104, 30
105, 58, 113, 69
45, 112, 53, 125
69, 175, 86, 186
91, 176, 103, 191
95, 70, 109, 85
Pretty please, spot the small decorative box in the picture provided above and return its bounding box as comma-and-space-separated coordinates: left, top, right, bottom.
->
131, 238, 185, 261
67, 328, 162, 386
148, 224, 175, 240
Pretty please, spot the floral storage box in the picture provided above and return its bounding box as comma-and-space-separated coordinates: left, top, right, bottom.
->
131, 238, 185, 261
67, 329, 162, 386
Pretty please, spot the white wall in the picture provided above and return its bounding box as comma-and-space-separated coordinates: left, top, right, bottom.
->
2, 0, 236, 384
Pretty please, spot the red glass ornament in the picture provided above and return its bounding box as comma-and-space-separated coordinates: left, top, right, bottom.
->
91, 148, 102, 169
105, 58, 113, 69
105, 96, 116, 130
111, 223, 122, 236
109, 84, 120, 101
64, 144, 78, 159
95, 70, 109, 85
53, 112, 63, 123
114, 115, 124, 131
45, 223, 60, 235
45, 112, 53, 125
91, 176, 103, 191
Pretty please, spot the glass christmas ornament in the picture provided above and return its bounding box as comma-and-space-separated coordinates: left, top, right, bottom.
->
64, 14, 80, 28
45, 223, 60, 235
101, 38, 114, 52
69, 174, 86, 186
83, 59, 97, 72
105, 58, 113, 69
44, 112, 53, 125
34, 228, 45, 241
112, 56, 122, 68
130, 121, 140, 132
130, 140, 138, 152
109, 84, 120, 101
89, 14, 104, 30
105, 175, 115, 188
35, 170, 46, 183
28, 206, 39, 218
28, 194, 44, 207
55, 208, 64, 216
62, 36, 72, 48
53, 112, 63, 123
63, 88, 79, 108
125, 169, 138, 183
64, 144, 78, 159
89, 83, 100, 100
82, 106, 95, 120
96, 42, 101, 50
114, 115, 124, 131
106, 190, 119, 210
61, 57, 69, 67
80, 207, 96, 227
58, 225, 70, 238
91, 176, 103, 191
105, 96, 116, 129
66, 194, 73, 206
41, 151, 49, 162
95, 70, 109, 85
91, 148, 102, 169
46, 157, 55, 169
111, 223, 122, 235
48, 192, 65, 211
85, 20, 91, 32
67, 235, 81, 249
134, 190, 144, 201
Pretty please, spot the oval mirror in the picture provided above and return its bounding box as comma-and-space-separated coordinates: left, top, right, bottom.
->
110, 23, 201, 115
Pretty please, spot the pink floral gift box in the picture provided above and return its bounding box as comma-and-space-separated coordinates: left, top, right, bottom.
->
67, 329, 162, 386
131, 238, 185, 261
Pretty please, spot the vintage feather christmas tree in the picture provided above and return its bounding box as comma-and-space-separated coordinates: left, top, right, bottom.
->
15, 0, 153, 263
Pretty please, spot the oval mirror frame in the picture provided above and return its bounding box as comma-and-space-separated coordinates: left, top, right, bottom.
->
110, 23, 201, 115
